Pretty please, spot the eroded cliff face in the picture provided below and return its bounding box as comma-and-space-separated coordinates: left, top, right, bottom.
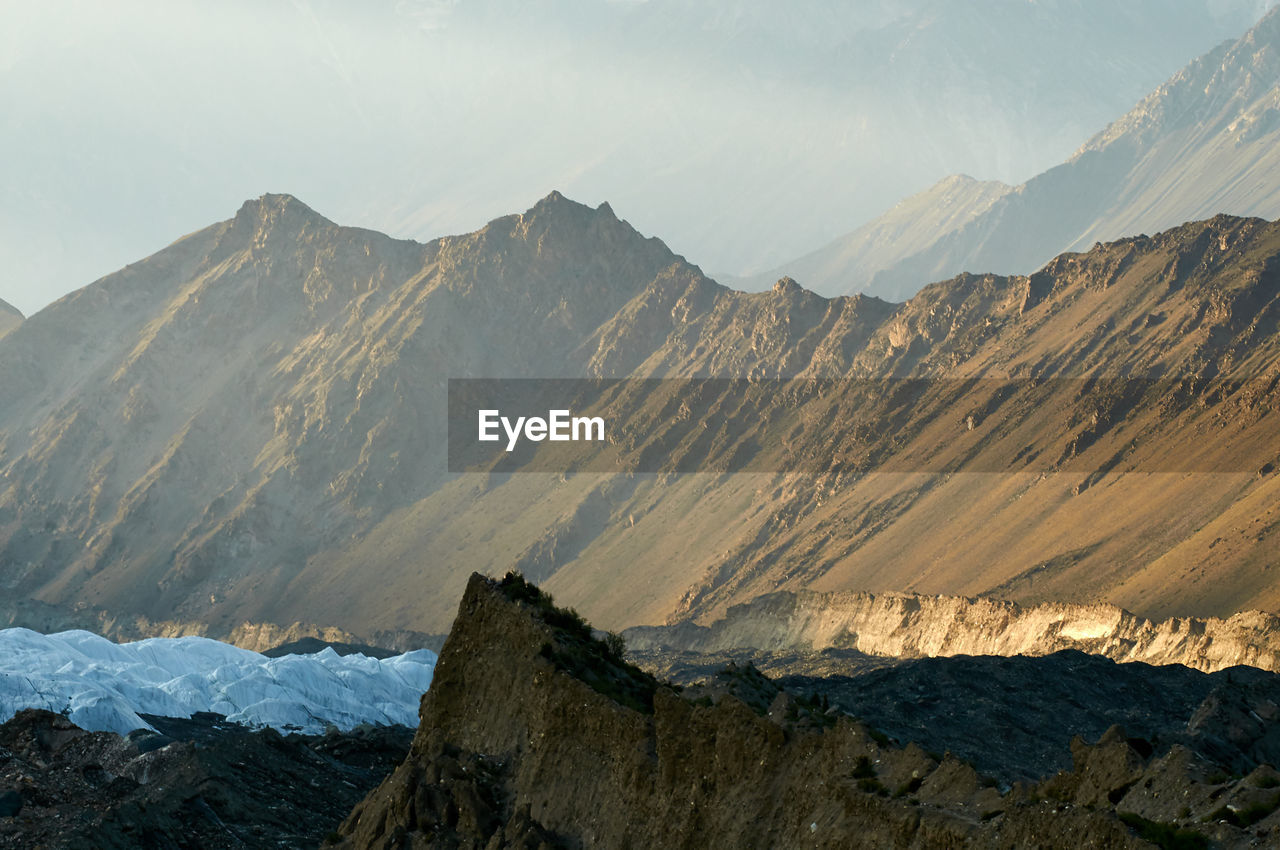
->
626, 590, 1280, 674
335, 573, 1269, 849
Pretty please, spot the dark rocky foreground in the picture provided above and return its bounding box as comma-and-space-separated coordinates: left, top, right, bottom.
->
0, 708, 411, 849
333, 573, 1280, 849
788, 652, 1280, 787
10, 576, 1280, 848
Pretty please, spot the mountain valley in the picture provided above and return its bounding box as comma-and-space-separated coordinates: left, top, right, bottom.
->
9, 4, 1280, 848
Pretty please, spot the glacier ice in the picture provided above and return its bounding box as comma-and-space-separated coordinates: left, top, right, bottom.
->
0, 628, 436, 736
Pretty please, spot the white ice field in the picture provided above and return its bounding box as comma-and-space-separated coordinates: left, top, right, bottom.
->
0, 628, 437, 735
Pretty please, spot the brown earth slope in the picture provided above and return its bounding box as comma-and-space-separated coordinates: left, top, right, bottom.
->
0, 193, 1278, 638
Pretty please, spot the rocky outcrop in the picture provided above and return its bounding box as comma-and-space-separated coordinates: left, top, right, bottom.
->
336, 573, 1280, 848
626, 590, 1280, 674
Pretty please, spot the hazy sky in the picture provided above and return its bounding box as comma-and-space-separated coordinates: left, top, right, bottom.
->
3, 0, 1277, 316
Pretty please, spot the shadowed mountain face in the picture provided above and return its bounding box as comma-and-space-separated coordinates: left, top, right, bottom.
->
1, 193, 1279, 640
764, 6, 1280, 301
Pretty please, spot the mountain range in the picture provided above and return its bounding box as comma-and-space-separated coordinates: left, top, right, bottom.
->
743, 4, 1280, 300
0, 189, 1277, 641
4, 0, 1277, 315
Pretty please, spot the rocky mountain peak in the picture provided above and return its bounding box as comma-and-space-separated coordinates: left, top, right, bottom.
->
538, 192, 640, 242
434, 191, 682, 338
528, 188, 574, 212
772, 275, 804, 295
213, 193, 343, 265
517, 189, 621, 233
232, 192, 332, 231
334, 572, 1276, 848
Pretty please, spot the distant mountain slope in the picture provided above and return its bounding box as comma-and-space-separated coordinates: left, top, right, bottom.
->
378, 0, 1279, 278
728, 175, 1012, 300
1, 195, 1279, 640
782, 6, 1280, 300
0, 298, 20, 339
